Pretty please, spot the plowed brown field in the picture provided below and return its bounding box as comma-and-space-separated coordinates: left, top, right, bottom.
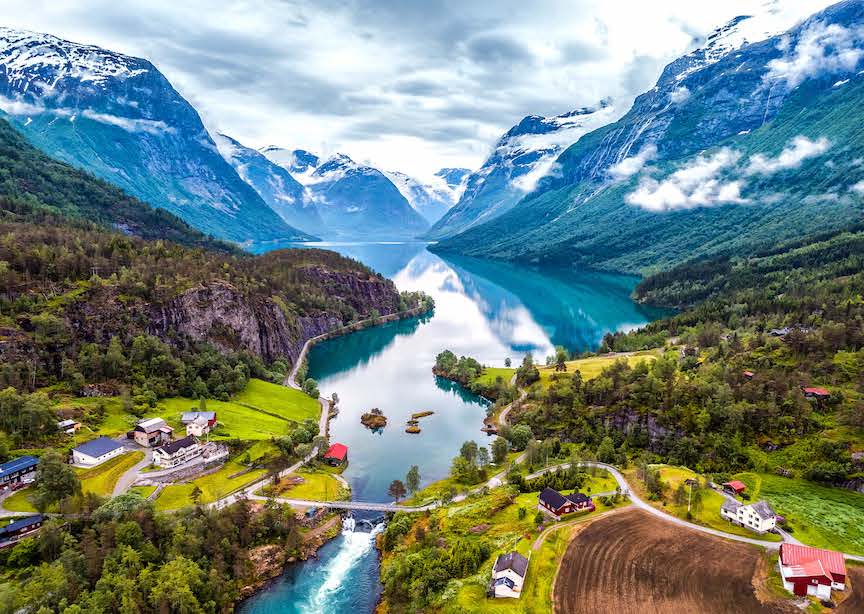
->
553, 508, 797, 614
837, 567, 863, 613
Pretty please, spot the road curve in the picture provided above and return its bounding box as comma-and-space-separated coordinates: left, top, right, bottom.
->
527, 461, 864, 562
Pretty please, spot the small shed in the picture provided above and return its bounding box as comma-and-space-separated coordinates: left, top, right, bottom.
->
723, 480, 747, 495
323, 443, 348, 466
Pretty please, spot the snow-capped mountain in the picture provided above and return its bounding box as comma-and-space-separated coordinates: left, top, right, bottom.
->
260, 147, 320, 184
382, 169, 463, 224
435, 168, 471, 190
425, 98, 617, 239
263, 151, 429, 239
260, 147, 432, 238
0, 27, 312, 243
215, 134, 324, 236
435, 1, 864, 273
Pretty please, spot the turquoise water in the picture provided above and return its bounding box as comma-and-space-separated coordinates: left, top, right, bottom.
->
240, 242, 667, 614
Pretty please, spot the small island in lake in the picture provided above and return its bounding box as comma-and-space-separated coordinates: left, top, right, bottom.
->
405, 425, 421, 434
360, 408, 387, 429
411, 410, 434, 419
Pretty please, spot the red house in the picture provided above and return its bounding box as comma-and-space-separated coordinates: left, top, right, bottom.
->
723, 480, 747, 495
742, 370, 755, 380
802, 386, 830, 399
779, 543, 846, 600
537, 488, 594, 520
323, 443, 348, 466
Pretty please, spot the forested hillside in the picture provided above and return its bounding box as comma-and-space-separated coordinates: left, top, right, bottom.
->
0, 118, 230, 251
504, 224, 864, 486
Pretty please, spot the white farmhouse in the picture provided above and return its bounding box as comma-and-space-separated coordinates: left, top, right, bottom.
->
72, 437, 126, 467
488, 551, 528, 599
153, 436, 202, 469
720, 499, 776, 533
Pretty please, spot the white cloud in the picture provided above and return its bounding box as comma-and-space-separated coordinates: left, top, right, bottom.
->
0, 0, 836, 176
669, 86, 690, 103
851, 180, 864, 195
746, 135, 830, 174
511, 158, 561, 193
625, 147, 746, 211
766, 21, 864, 88
0, 95, 172, 134
608, 144, 657, 180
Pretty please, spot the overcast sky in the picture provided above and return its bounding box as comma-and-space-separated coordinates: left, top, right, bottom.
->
2, 0, 833, 178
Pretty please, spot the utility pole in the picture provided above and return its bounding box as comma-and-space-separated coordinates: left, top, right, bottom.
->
688, 481, 693, 513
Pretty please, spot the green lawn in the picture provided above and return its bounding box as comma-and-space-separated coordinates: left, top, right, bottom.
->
732, 471, 864, 555
474, 367, 516, 388
154, 379, 319, 441
232, 378, 320, 421
3, 488, 38, 512
78, 451, 144, 497
627, 465, 782, 542
261, 470, 345, 501
154, 460, 266, 511
537, 351, 658, 387
129, 485, 157, 499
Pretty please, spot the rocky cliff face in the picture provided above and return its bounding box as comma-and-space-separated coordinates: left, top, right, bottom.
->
149, 268, 401, 365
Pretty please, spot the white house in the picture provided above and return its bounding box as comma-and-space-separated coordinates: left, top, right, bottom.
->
186, 416, 212, 437
720, 499, 776, 533
489, 551, 528, 599
153, 436, 202, 469
72, 437, 126, 467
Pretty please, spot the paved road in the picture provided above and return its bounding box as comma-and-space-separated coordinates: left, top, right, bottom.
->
284, 334, 332, 436
497, 389, 527, 428
112, 449, 153, 496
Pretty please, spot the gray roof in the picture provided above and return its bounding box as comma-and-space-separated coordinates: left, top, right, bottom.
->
750, 500, 776, 520
74, 437, 124, 458
721, 499, 742, 514
181, 411, 216, 423
494, 551, 529, 577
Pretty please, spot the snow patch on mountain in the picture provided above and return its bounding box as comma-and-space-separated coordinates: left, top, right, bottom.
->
672, 2, 835, 82
0, 27, 149, 91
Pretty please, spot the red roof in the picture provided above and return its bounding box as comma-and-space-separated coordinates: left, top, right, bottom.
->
723, 480, 747, 492
780, 544, 846, 582
324, 443, 348, 461
802, 387, 830, 396
742, 370, 755, 377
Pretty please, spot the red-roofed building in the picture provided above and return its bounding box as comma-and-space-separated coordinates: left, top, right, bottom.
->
323, 443, 348, 466
779, 543, 846, 600
802, 386, 831, 399
723, 480, 747, 495
742, 370, 755, 380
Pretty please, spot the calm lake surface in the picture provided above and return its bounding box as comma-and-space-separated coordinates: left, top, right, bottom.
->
240, 242, 667, 614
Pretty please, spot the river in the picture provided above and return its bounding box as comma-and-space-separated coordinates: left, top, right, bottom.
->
239, 242, 667, 614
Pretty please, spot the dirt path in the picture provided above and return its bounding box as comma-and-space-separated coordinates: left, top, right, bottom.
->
553, 508, 798, 614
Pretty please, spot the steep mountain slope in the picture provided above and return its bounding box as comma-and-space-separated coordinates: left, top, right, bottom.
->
260, 146, 320, 184
425, 99, 616, 239
382, 169, 461, 224
308, 154, 429, 238
0, 27, 312, 243
0, 117, 231, 251
215, 134, 323, 236
434, 1, 864, 273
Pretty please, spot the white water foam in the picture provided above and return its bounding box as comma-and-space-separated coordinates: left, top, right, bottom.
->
302, 523, 384, 613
